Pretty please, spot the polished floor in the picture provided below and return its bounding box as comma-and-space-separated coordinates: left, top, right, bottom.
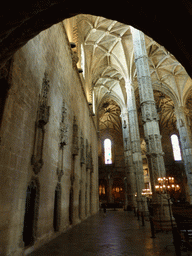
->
28, 209, 191, 256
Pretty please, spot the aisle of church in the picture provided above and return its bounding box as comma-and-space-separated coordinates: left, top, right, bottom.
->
28, 210, 178, 256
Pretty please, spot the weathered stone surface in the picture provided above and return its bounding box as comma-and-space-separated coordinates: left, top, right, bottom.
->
0, 22, 98, 255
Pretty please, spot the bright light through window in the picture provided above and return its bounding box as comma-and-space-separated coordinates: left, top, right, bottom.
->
81, 44, 85, 78
171, 134, 182, 161
104, 139, 112, 164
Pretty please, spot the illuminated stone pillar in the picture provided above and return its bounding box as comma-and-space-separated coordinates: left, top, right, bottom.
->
125, 84, 145, 211
132, 28, 172, 229
175, 105, 192, 203
121, 110, 137, 208
131, 28, 166, 194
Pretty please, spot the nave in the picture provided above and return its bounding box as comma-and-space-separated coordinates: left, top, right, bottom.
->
28, 209, 183, 256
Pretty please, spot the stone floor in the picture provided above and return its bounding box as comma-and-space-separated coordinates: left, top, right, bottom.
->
28, 209, 192, 256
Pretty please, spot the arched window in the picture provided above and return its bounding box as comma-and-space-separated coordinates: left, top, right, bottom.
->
171, 134, 182, 161
81, 44, 85, 78
104, 138, 112, 164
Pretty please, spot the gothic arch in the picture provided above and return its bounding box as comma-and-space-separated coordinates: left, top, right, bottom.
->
0, 1, 192, 78
183, 86, 192, 107
152, 81, 180, 106
98, 94, 125, 114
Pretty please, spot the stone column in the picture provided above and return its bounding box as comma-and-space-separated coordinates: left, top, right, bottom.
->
123, 177, 128, 210
132, 28, 172, 229
131, 28, 166, 194
120, 110, 137, 208
125, 84, 145, 211
175, 105, 192, 203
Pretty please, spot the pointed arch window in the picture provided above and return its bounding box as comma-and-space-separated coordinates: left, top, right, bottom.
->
81, 44, 85, 78
104, 138, 112, 164
171, 134, 182, 161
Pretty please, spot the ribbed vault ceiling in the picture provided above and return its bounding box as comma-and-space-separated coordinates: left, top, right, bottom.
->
98, 99, 122, 134
73, 14, 192, 135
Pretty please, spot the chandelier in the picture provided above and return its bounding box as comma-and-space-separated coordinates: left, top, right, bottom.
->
155, 177, 180, 194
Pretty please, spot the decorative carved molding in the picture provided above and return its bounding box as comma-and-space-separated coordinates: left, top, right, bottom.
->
60, 100, 68, 148
57, 168, 64, 182
31, 72, 50, 174
141, 102, 159, 123
90, 145, 93, 173
86, 142, 93, 171
72, 116, 79, 155
37, 72, 50, 127
145, 134, 163, 155
131, 139, 141, 153
70, 174, 75, 185
56, 100, 68, 182
71, 51, 79, 69
80, 132, 85, 165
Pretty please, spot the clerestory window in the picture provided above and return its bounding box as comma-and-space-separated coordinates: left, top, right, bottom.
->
104, 138, 112, 164
170, 134, 182, 161
81, 44, 85, 78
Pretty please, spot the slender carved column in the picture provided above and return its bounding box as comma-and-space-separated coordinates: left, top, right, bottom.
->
175, 106, 192, 202
132, 28, 173, 230
126, 83, 145, 211
132, 28, 166, 196
120, 110, 137, 208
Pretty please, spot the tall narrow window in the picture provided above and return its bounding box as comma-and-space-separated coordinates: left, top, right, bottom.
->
104, 139, 112, 164
92, 90, 95, 115
81, 44, 85, 78
171, 134, 182, 161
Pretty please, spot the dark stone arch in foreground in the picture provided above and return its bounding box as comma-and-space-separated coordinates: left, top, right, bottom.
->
0, 1, 192, 77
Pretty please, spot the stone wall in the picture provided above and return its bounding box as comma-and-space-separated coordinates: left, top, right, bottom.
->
0, 22, 99, 256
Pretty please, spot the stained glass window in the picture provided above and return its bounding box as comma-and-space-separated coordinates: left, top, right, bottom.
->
104, 139, 112, 164
171, 134, 182, 161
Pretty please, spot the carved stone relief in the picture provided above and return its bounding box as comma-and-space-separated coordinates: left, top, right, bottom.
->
80, 132, 85, 165
71, 51, 79, 69
141, 102, 158, 123
72, 116, 79, 155
31, 72, 50, 174
60, 100, 68, 148
57, 100, 68, 182
86, 143, 93, 171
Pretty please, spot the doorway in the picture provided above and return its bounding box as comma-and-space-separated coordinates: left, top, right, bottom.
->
53, 183, 61, 232
23, 179, 39, 247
